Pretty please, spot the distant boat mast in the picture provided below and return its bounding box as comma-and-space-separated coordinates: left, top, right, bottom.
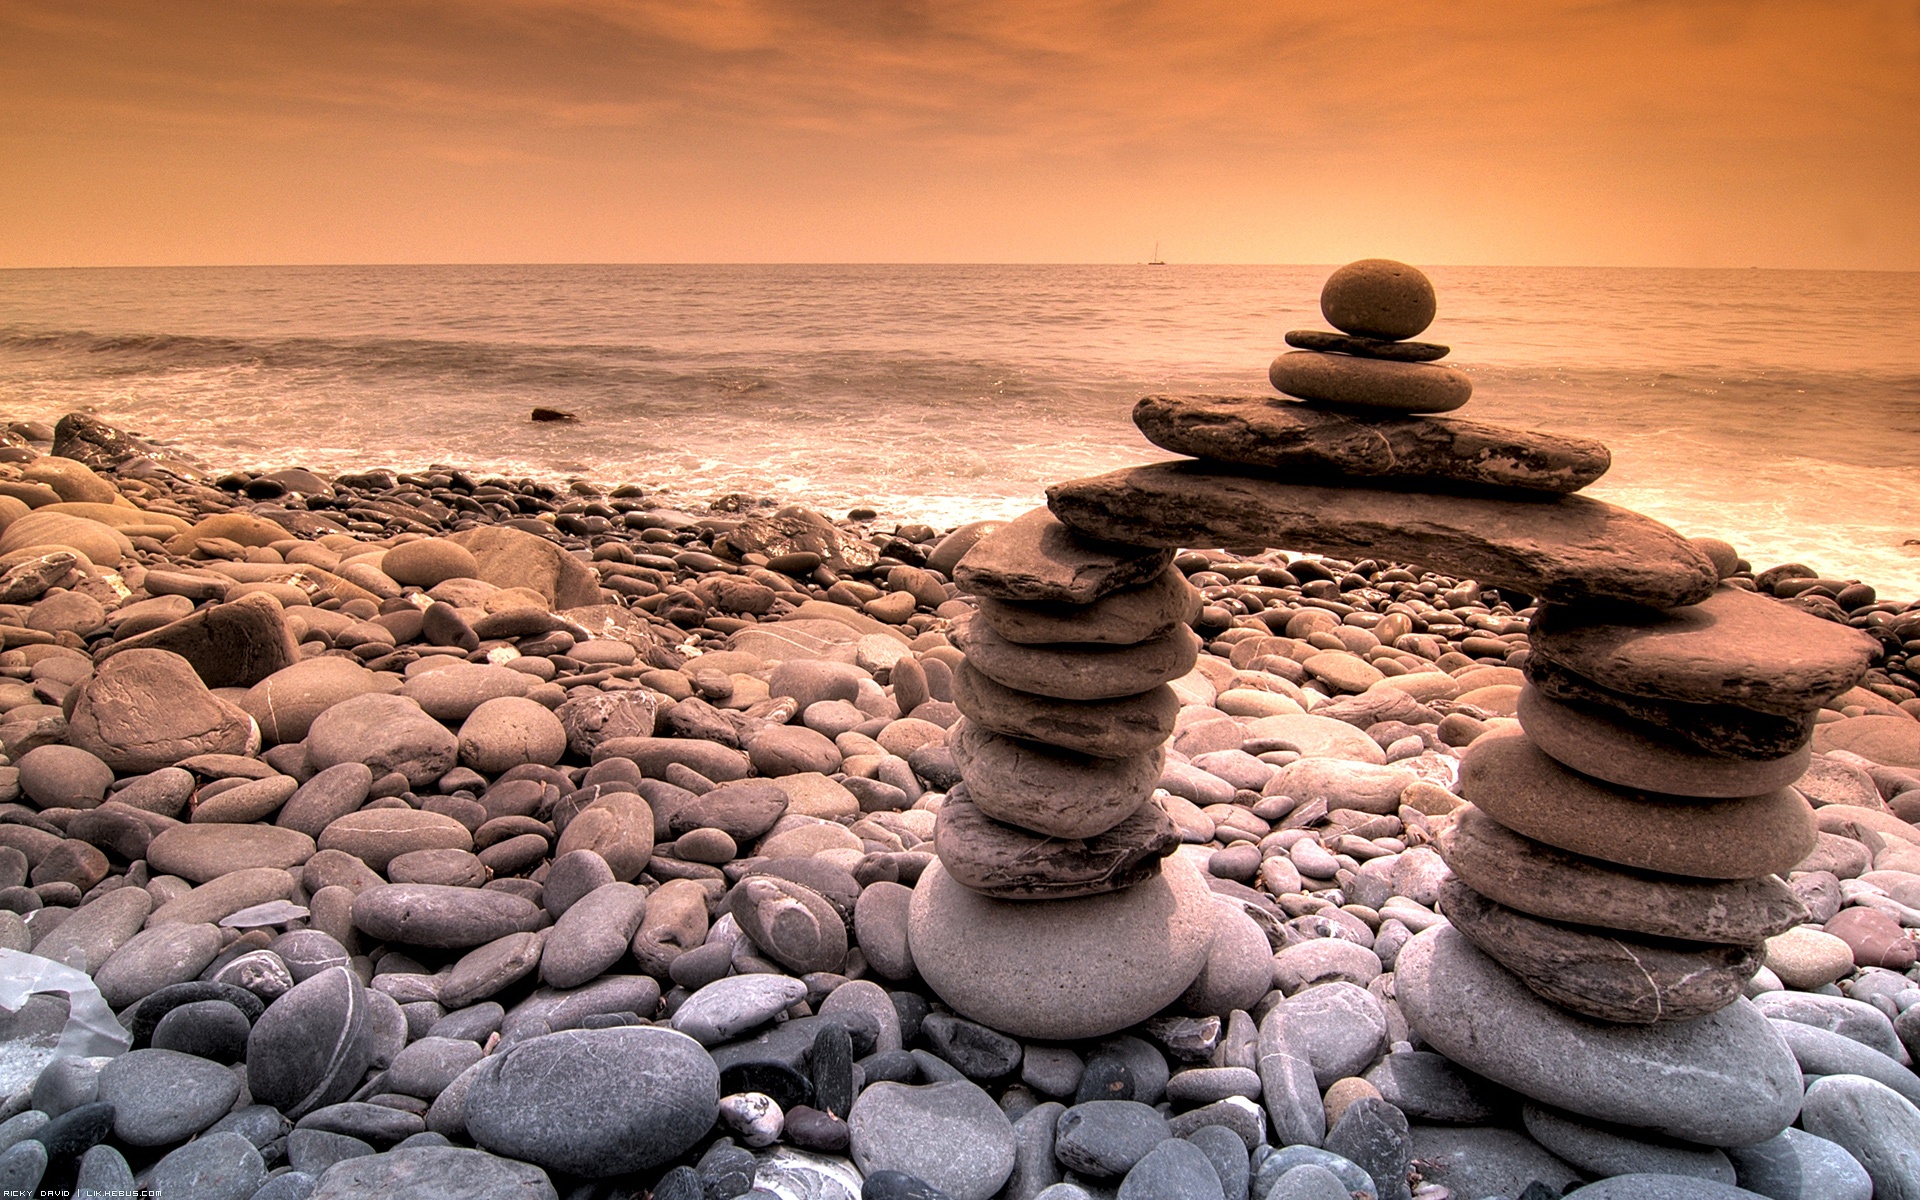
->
1148, 243, 1166, 266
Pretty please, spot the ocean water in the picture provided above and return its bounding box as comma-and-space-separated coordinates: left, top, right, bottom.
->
0, 264, 1916, 597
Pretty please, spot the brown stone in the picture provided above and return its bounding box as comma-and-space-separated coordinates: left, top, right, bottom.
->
1812, 715, 1920, 769
1133, 394, 1610, 495
947, 717, 1162, 838
1284, 330, 1449, 362
1438, 806, 1807, 944
67, 649, 256, 773
447, 525, 600, 609
1458, 727, 1817, 878
1523, 656, 1813, 758
932, 788, 1179, 899
1528, 586, 1877, 717
318, 809, 474, 873
101, 593, 299, 689
1515, 685, 1812, 797
973, 565, 1201, 646
952, 613, 1199, 701
1046, 461, 1718, 608
1268, 352, 1472, 414
953, 506, 1172, 605
1442, 879, 1763, 1025
953, 660, 1176, 759
1320, 258, 1438, 340
146, 823, 316, 884
1822, 906, 1918, 970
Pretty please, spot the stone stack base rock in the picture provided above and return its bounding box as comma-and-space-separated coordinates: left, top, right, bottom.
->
1043, 259, 1865, 1157
908, 507, 1242, 1039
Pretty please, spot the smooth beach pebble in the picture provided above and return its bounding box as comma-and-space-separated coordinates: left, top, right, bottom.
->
1319, 258, 1439, 340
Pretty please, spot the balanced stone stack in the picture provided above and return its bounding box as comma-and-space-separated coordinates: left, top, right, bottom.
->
905, 507, 1222, 1039
1044, 259, 1865, 1148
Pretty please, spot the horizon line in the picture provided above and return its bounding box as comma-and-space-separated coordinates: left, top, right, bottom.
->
5, 261, 1914, 274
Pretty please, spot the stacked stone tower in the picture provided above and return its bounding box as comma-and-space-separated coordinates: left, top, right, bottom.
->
1029, 260, 1878, 1148
906, 509, 1224, 1039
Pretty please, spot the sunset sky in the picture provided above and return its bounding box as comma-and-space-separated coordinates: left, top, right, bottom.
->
3, 0, 1915, 268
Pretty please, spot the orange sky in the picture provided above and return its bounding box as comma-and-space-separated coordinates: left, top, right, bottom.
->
3, 0, 1915, 268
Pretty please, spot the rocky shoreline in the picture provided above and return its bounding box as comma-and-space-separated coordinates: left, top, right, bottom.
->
0, 409, 1911, 1200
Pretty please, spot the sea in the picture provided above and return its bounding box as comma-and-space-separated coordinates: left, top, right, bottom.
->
1, 264, 1916, 598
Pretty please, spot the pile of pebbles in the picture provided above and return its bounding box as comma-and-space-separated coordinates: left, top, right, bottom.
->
0, 355, 1904, 1200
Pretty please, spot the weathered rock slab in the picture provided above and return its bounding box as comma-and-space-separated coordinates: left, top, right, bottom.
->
1046, 461, 1718, 608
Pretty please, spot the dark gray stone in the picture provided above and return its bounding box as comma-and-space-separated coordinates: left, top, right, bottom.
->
143, 1131, 266, 1200
1054, 1101, 1171, 1178
1184, 1124, 1249, 1200
96, 1047, 242, 1146
246, 967, 375, 1119
1117, 1137, 1225, 1200
462, 1026, 718, 1177
307, 1145, 558, 1199
1323, 1098, 1411, 1200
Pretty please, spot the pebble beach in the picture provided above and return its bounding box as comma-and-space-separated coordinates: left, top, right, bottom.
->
0, 325, 1915, 1200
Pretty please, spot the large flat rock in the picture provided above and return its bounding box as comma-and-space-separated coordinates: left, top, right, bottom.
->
1529, 586, 1878, 716
1134, 395, 1611, 494
1395, 925, 1803, 1148
954, 507, 1172, 605
1046, 461, 1717, 608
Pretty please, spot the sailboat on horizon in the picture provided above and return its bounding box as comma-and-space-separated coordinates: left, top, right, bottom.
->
1148, 242, 1166, 265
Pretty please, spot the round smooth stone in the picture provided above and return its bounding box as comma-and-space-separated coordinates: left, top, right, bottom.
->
847, 1079, 1016, 1200
96, 1048, 243, 1146
462, 1026, 719, 1177
1268, 352, 1471, 414
1457, 727, 1817, 878
381, 539, 481, 588
1395, 925, 1803, 1148
907, 855, 1216, 1040
146, 823, 315, 884
1320, 258, 1438, 340
1762, 926, 1857, 990
1516, 685, 1812, 798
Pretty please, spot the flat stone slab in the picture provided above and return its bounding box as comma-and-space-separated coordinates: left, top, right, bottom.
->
972, 565, 1201, 646
1046, 461, 1718, 608
1529, 586, 1878, 716
954, 507, 1172, 605
952, 613, 1199, 701
1457, 727, 1817, 879
953, 661, 1177, 759
1517, 685, 1812, 797
1442, 878, 1762, 1025
933, 787, 1177, 898
1439, 805, 1807, 944
1524, 656, 1814, 758
1285, 330, 1450, 362
1396, 925, 1803, 1148
1134, 395, 1610, 494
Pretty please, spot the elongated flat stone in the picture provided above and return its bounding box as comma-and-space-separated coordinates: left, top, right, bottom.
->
933, 788, 1177, 899
1395, 925, 1803, 1148
954, 507, 1172, 605
1269, 352, 1471, 413
947, 718, 1163, 839
1438, 805, 1807, 944
1516, 685, 1812, 797
973, 566, 1201, 646
953, 661, 1177, 759
952, 614, 1199, 701
1524, 656, 1814, 757
1528, 586, 1878, 717
1134, 395, 1610, 494
1457, 727, 1817, 879
1442, 879, 1762, 1025
1046, 462, 1717, 608
1285, 330, 1449, 362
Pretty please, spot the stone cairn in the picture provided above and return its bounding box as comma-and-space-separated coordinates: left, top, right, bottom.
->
935, 259, 1884, 1148
906, 507, 1224, 1040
